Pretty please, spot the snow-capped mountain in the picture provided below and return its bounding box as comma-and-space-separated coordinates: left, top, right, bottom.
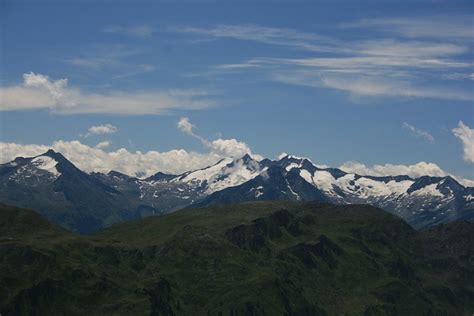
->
193, 164, 331, 207
173, 154, 266, 194
0, 150, 139, 233
1, 150, 473, 232
91, 154, 268, 213
3, 154, 62, 185
265, 155, 473, 228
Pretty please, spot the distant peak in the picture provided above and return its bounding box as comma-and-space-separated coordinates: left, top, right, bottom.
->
41, 149, 63, 160
278, 153, 312, 163
238, 153, 254, 163
107, 170, 129, 177
35, 149, 80, 171
45, 149, 57, 155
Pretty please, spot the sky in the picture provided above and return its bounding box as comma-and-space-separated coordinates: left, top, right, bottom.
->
0, 0, 473, 183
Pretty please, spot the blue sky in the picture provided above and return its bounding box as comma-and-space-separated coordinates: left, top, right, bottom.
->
1, 0, 473, 181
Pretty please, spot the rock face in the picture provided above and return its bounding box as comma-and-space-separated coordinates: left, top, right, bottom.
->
1, 151, 473, 232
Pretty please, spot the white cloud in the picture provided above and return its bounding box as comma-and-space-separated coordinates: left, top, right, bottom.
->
0, 73, 75, 110
209, 138, 260, 159
340, 161, 447, 178
0, 141, 221, 178
86, 124, 118, 137
177, 117, 196, 135
103, 25, 154, 38
95, 141, 111, 149
177, 117, 261, 159
0, 86, 54, 109
402, 122, 434, 143
23, 72, 69, 103
452, 121, 474, 164
461, 178, 474, 187
0, 72, 215, 114
0, 142, 51, 161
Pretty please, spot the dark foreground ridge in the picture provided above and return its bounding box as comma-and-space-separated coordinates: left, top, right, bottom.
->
0, 201, 473, 315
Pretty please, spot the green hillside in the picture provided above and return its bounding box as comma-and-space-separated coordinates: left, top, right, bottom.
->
0, 201, 472, 315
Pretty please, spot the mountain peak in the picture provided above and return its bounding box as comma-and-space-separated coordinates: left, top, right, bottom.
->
107, 170, 135, 180
34, 150, 86, 176
40, 149, 67, 162
277, 153, 319, 174
278, 153, 314, 165
145, 171, 177, 182
240, 153, 253, 162
45, 149, 57, 155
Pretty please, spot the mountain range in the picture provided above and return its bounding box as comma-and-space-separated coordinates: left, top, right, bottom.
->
1, 150, 473, 233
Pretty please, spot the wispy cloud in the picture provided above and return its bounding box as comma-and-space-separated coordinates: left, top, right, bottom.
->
184, 19, 473, 102
340, 15, 474, 40
402, 122, 434, 143
103, 25, 154, 38
65, 45, 139, 69
177, 117, 261, 159
175, 24, 340, 53
64, 45, 155, 80
443, 72, 474, 81
271, 71, 474, 101
249, 54, 468, 70
177, 117, 208, 145
0, 72, 216, 115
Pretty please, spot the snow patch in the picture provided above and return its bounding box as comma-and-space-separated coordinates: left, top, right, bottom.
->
410, 183, 445, 197
179, 157, 262, 194
31, 156, 61, 177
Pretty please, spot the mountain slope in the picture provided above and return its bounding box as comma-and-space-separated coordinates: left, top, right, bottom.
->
0, 150, 138, 233
193, 165, 331, 207
0, 202, 472, 315
275, 155, 474, 229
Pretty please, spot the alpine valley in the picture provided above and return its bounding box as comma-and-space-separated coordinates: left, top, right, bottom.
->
1, 150, 472, 234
